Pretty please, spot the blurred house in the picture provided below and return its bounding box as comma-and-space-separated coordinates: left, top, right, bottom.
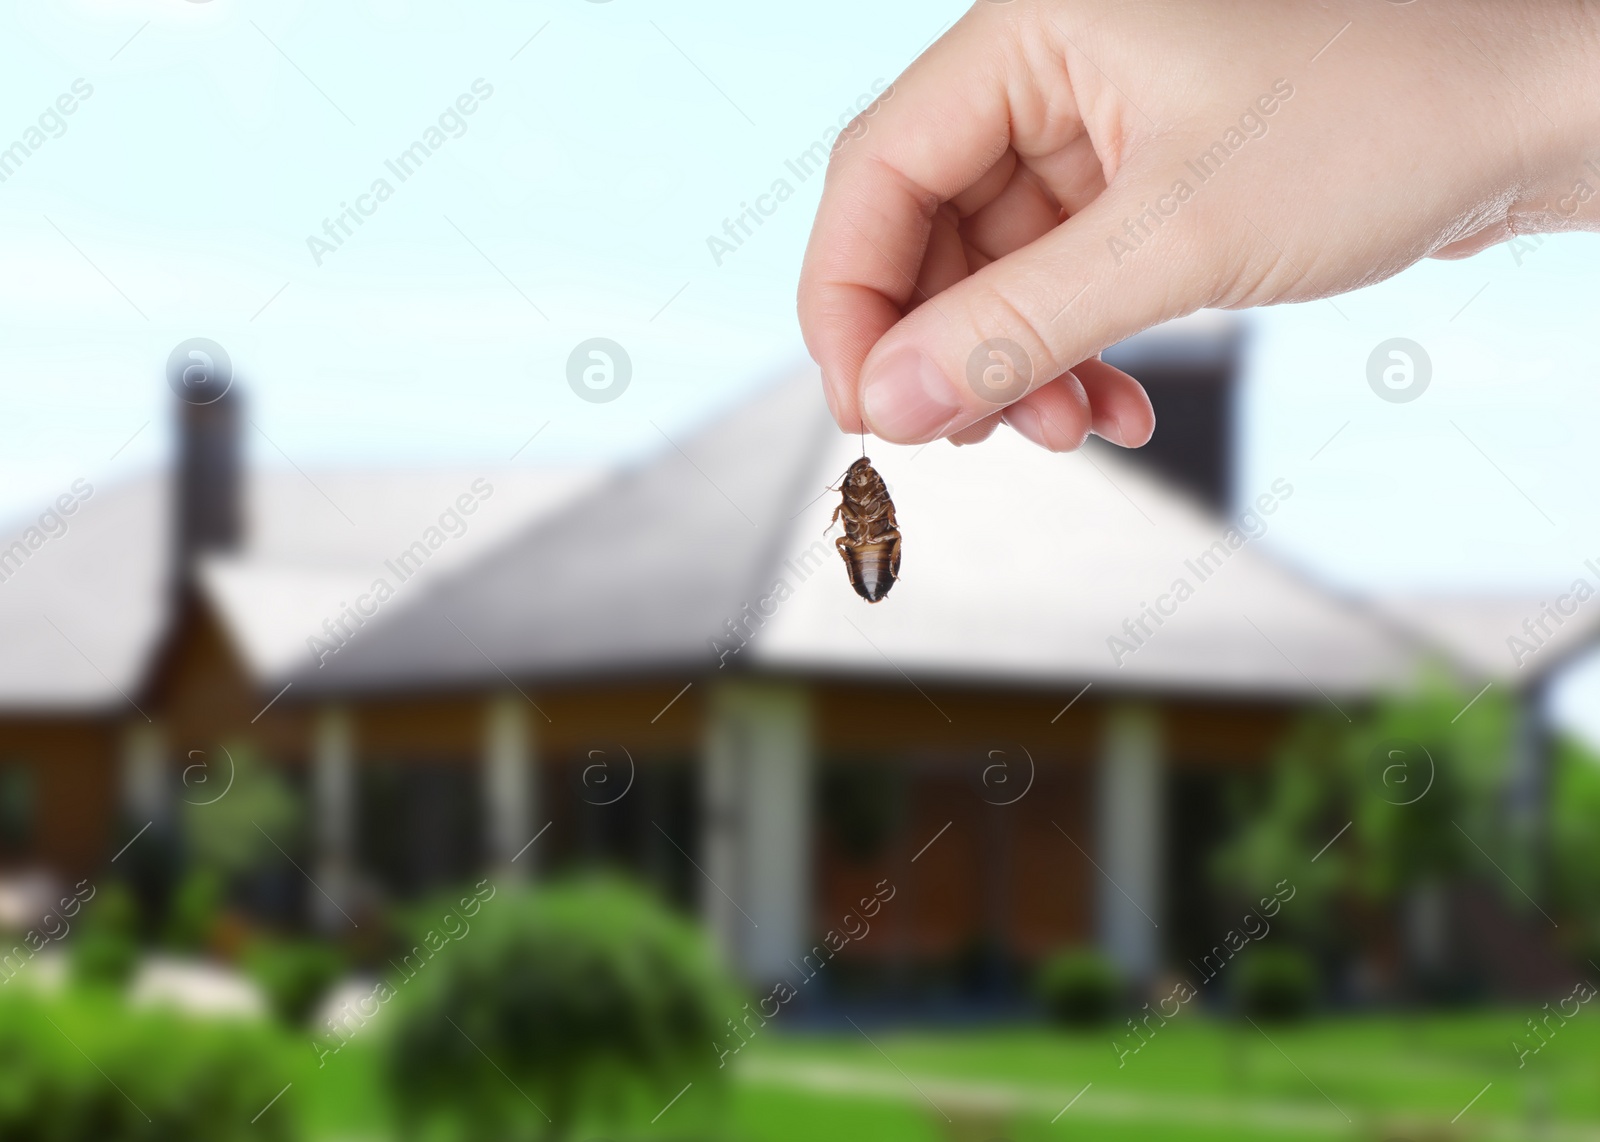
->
0, 317, 1587, 995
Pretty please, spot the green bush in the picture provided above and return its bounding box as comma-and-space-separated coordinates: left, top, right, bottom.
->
72, 881, 141, 990
181, 744, 300, 879
0, 989, 296, 1141
162, 868, 225, 953
1235, 946, 1318, 1021
246, 937, 347, 1026
386, 876, 737, 1141
1037, 948, 1122, 1025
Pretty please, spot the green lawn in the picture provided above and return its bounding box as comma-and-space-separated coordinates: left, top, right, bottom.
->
302, 1012, 1600, 1141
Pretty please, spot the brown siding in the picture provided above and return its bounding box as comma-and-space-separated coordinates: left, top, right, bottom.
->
0, 719, 118, 874
149, 602, 314, 765
811, 681, 1292, 964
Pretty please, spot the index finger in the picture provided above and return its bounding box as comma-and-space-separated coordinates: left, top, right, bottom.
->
797, 11, 1045, 431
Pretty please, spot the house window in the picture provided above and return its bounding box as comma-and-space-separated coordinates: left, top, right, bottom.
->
358, 760, 484, 898
0, 764, 34, 855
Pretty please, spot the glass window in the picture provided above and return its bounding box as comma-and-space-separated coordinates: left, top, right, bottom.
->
0, 764, 34, 854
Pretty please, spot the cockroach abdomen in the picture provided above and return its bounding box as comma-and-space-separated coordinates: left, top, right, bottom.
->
844, 539, 899, 603
833, 455, 902, 603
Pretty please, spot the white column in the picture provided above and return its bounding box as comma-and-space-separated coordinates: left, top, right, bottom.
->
1096, 703, 1164, 981
701, 681, 811, 983
120, 721, 168, 823
313, 705, 355, 930
484, 694, 535, 879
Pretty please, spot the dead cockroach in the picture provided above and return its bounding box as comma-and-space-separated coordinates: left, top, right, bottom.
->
828, 456, 901, 603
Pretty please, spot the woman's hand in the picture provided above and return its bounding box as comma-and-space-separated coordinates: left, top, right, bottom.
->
798, 0, 1600, 451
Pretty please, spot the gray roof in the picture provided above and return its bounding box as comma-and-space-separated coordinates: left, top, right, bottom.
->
3, 341, 1580, 714
0, 476, 168, 713
0, 466, 598, 714
293, 374, 835, 693
291, 366, 1429, 701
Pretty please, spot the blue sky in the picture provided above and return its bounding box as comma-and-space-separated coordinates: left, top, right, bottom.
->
5, 0, 1600, 737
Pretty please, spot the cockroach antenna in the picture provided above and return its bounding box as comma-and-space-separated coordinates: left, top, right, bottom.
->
859, 428, 866, 457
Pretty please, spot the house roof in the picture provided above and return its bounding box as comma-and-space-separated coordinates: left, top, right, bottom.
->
2, 334, 1585, 715
292, 365, 1432, 701
0, 467, 599, 714
1370, 594, 1600, 686
0, 476, 168, 713
291, 372, 839, 694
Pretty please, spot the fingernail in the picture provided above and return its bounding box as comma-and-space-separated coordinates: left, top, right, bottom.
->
862, 347, 963, 442
820, 372, 844, 425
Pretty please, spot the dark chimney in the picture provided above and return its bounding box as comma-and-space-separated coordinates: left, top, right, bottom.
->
1101, 315, 1244, 514
174, 386, 243, 583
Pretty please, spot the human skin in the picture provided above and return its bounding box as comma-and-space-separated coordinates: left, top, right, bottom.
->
798, 0, 1600, 452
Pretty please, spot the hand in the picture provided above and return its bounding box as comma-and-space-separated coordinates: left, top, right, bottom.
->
798, 0, 1600, 451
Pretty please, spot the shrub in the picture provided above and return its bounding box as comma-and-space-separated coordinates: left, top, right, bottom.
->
245, 937, 346, 1026
1235, 946, 1318, 1021
386, 875, 737, 1141
1037, 948, 1121, 1025
181, 745, 299, 879
162, 868, 225, 953
0, 988, 296, 1141
71, 881, 141, 990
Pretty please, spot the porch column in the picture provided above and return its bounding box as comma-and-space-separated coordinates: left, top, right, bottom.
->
1096, 703, 1164, 982
312, 705, 355, 931
484, 694, 536, 879
119, 721, 168, 824
701, 680, 812, 983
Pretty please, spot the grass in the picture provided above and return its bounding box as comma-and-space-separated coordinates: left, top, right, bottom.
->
725, 1013, 1600, 1142
295, 1009, 1600, 1141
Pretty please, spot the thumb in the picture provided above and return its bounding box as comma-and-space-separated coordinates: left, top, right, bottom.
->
857, 169, 1222, 443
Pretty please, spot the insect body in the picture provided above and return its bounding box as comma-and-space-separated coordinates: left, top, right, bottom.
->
829, 456, 901, 603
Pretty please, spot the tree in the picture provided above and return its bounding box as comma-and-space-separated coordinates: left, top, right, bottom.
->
1213, 666, 1519, 983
